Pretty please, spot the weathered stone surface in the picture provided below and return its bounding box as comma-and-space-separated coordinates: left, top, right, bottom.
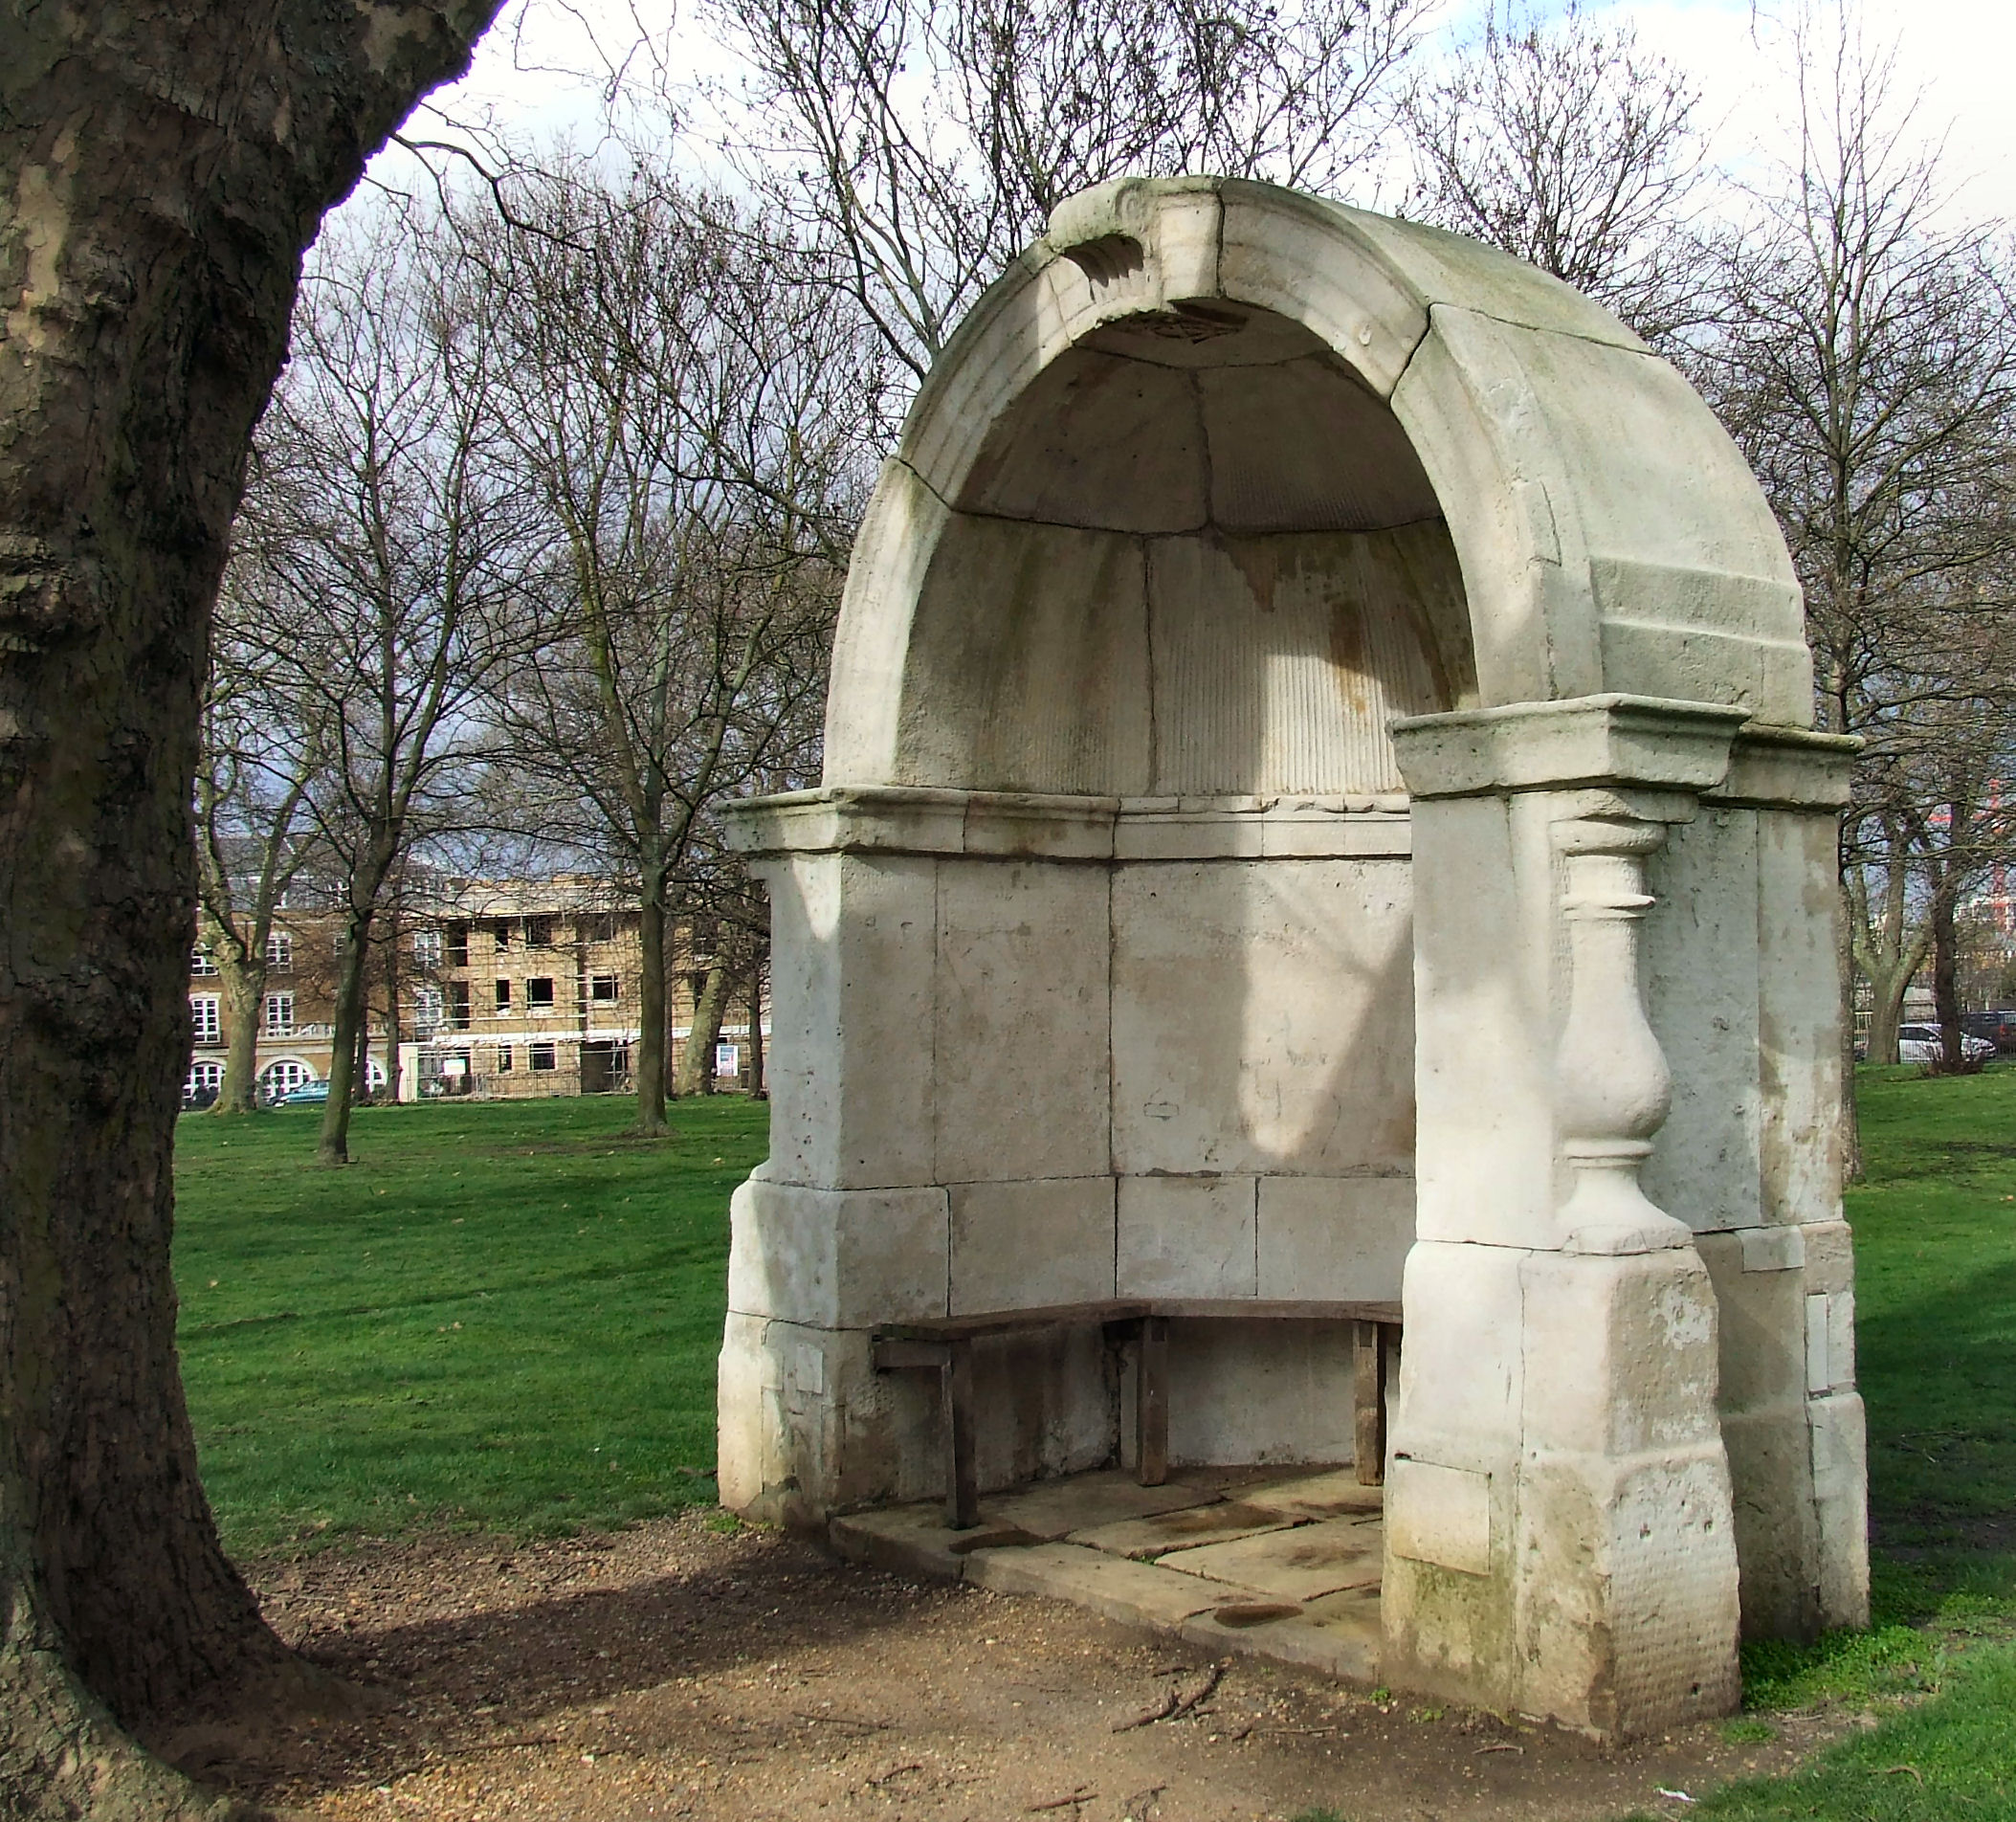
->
830, 1503, 1036, 1581
1256, 1176, 1414, 1301
1111, 858, 1415, 1180
986, 1470, 1217, 1542
1243, 1469, 1385, 1522
1179, 1606, 1382, 1680
1117, 1175, 1256, 1297
1071, 1500, 1297, 1560
934, 860, 1111, 1183
727, 1179, 949, 1328
949, 1178, 1116, 1313
964, 1542, 1239, 1628
1160, 1518, 1385, 1601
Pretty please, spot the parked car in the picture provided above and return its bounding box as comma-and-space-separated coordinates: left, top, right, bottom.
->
1961, 1009, 2016, 1055
277, 1079, 331, 1105
1897, 1023, 1997, 1064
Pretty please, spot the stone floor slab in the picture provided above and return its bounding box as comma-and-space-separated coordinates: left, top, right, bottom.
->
1069, 1500, 1299, 1561
831, 1467, 1387, 1694
1157, 1517, 1384, 1601
985, 1470, 1218, 1541
1241, 1468, 1387, 1522
963, 1542, 1242, 1629
830, 1503, 1036, 1581
1180, 1605, 1382, 1680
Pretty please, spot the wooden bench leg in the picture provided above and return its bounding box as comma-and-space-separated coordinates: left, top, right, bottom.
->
1354, 1320, 1387, 1487
1136, 1315, 1169, 1487
942, 1338, 978, 1528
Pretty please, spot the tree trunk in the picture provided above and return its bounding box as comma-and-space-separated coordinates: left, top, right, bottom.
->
211, 954, 266, 1116
1931, 871, 1964, 1070
319, 912, 376, 1166
0, 10, 498, 1804
1836, 874, 1863, 1184
677, 964, 732, 1098
1863, 962, 1916, 1066
386, 916, 405, 1106
631, 878, 671, 1135
353, 1001, 374, 1106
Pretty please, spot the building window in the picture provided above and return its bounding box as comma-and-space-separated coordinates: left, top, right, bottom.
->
690, 917, 720, 961
581, 912, 617, 943
263, 992, 295, 1036
190, 995, 220, 1044
184, 1059, 224, 1104
412, 929, 442, 969
526, 976, 555, 1009
527, 916, 555, 948
495, 1043, 514, 1073
445, 981, 472, 1029
445, 922, 470, 967
590, 973, 620, 1002
412, 984, 443, 1031
190, 946, 218, 976
529, 1042, 558, 1071
258, 1058, 313, 1102
264, 931, 293, 972
495, 977, 512, 1011
493, 919, 513, 951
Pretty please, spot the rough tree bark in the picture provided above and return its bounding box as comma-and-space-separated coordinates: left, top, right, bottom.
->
676, 961, 732, 1099
633, 858, 673, 1133
0, 3, 501, 1813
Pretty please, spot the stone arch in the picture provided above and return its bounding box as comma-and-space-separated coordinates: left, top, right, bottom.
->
826, 177, 1810, 796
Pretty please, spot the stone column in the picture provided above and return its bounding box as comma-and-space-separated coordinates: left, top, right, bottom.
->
1514, 810, 1739, 1734
1384, 698, 1750, 1736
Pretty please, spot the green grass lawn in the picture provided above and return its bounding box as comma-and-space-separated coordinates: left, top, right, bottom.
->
176, 1072, 2016, 1815
1617, 1065, 2016, 1821
173, 1095, 765, 1553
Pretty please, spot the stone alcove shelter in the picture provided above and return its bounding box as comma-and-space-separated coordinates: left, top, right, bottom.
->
719, 176, 1869, 1737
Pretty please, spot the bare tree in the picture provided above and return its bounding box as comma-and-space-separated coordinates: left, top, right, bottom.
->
240, 214, 534, 1165
705, 0, 1429, 386
1399, 0, 1708, 341
466, 166, 861, 1132
194, 536, 333, 1115
1693, 14, 2016, 1153
0, 2, 500, 1811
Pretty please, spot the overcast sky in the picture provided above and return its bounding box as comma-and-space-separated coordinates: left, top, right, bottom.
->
364, 0, 2016, 229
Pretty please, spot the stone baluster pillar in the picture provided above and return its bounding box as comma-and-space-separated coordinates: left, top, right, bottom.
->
1552, 816, 1688, 1255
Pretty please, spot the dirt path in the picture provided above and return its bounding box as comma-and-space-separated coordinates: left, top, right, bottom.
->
159, 1512, 1845, 1822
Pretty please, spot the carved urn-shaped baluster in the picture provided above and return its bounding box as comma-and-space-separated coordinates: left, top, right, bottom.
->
1553, 816, 1690, 1254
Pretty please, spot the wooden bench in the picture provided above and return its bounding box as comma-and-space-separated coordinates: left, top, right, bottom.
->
873, 1298, 1402, 1528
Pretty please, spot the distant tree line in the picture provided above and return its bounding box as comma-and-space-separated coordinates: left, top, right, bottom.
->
199, 2, 2016, 1172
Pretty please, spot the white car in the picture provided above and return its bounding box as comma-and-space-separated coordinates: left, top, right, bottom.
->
1896, 1023, 1996, 1064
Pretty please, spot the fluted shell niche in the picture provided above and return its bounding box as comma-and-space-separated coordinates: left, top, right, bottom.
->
891, 301, 1479, 797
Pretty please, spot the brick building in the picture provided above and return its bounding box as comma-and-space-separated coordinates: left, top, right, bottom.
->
186, 875, 761, 1106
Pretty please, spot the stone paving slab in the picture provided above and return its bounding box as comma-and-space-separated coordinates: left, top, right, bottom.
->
830, 1503, 1037, 1581
985, 1470, 1219, 1541
1157, 1517, 1385, 1601
1069, 1499, 1299, 1561
826, 1467, 1387, 1691
963, 1542, 1245, 1629
1180, 1605, 1382, 1680
1241, 1468, 1387, 1522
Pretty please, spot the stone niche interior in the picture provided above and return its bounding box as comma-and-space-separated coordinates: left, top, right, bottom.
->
861, 300, 1478, 1479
